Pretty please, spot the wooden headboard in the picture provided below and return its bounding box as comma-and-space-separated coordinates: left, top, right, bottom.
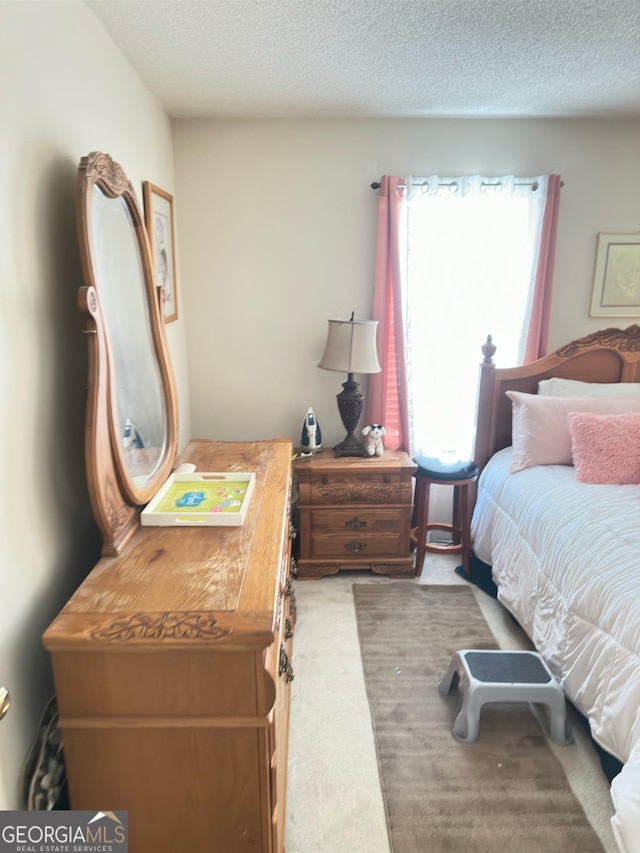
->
473, 325, 640, 472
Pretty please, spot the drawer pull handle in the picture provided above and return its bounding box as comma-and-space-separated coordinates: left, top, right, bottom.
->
321, 476, 329, 484
285, 618, 294, 640
279, 645, 295, 682
383, 475, 391, 483
289, 589, 297, 624
345, 540, 367, 552
345, 516, 367, 531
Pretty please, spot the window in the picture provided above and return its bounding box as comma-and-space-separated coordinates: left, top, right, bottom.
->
399, 176, 547, 458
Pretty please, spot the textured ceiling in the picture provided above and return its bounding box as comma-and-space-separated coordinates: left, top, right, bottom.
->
86, 0, 640, 119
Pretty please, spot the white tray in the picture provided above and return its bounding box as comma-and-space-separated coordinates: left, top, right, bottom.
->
141, 472, 256, 527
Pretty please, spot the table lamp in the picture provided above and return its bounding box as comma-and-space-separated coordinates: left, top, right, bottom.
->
318, 313, 381, 457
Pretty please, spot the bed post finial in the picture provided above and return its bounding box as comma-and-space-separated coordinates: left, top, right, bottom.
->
481, 335, 496, 365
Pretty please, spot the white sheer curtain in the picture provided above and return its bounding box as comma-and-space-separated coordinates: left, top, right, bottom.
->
400, 175, 548, 459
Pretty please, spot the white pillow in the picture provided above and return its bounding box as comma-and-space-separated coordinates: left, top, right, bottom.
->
538, 378, 640, 397
506, 391, 640, 473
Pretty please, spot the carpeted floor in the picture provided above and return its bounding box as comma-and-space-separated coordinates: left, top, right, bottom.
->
352, 582, 605, 853
285, 555, 617, 853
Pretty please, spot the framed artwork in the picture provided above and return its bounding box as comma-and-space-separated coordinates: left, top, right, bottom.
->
590, 232, 640, 318
143, 181, 178, 323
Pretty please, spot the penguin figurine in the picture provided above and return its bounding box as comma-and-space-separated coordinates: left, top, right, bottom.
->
300, 406, 322, 452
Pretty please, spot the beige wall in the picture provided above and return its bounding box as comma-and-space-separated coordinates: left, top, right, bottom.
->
0, 1, 190, 806
173, 117, 640, 448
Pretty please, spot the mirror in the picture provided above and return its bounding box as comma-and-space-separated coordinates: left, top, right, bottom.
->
76, 152, 178, 555
90, 185, 167, 485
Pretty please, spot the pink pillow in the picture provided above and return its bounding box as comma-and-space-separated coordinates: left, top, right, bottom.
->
506, 391, 640, 473
568, 412, 640, 484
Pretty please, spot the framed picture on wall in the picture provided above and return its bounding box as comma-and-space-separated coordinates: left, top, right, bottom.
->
143, 181, 178, 323
590, 232, 640, 318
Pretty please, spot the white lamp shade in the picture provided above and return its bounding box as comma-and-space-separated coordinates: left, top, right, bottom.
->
318, 318, 381, 374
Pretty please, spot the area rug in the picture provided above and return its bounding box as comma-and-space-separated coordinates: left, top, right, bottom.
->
352, 583, 605, 853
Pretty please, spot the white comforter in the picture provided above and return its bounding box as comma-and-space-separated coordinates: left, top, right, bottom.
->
471, 448, 640, 853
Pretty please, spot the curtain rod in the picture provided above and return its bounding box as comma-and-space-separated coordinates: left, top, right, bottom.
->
370, 178, 564, 190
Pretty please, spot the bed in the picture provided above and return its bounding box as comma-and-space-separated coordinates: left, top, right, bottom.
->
470, 325, 640, 853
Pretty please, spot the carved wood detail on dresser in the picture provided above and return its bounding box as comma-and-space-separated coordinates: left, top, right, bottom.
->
294, 449, 417, 579
43, 439, 295, 853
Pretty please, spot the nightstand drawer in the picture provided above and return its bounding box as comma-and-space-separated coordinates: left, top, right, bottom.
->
307, 476, 410, 505
309, 507, 409, 534
308, 531, 407, 559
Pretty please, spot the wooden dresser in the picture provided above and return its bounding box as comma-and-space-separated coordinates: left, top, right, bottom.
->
294, 449, 417, 578
43, 439, 295, 853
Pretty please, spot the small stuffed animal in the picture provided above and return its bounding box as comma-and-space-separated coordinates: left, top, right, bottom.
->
362, 424, 386, 457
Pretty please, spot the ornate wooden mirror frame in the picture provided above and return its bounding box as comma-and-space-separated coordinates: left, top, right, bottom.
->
76, 152, 178, 555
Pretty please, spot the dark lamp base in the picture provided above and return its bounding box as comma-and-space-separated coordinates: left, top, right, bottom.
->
334, 373, 368, 457
334, 438, 368, 458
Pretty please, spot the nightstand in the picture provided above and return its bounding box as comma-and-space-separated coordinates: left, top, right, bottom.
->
294, 449, 417, 578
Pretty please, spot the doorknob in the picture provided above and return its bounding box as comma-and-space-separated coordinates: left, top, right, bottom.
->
0, 687, 10, 721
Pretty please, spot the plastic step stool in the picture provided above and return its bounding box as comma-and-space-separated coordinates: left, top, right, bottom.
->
438, 649, 573, 745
